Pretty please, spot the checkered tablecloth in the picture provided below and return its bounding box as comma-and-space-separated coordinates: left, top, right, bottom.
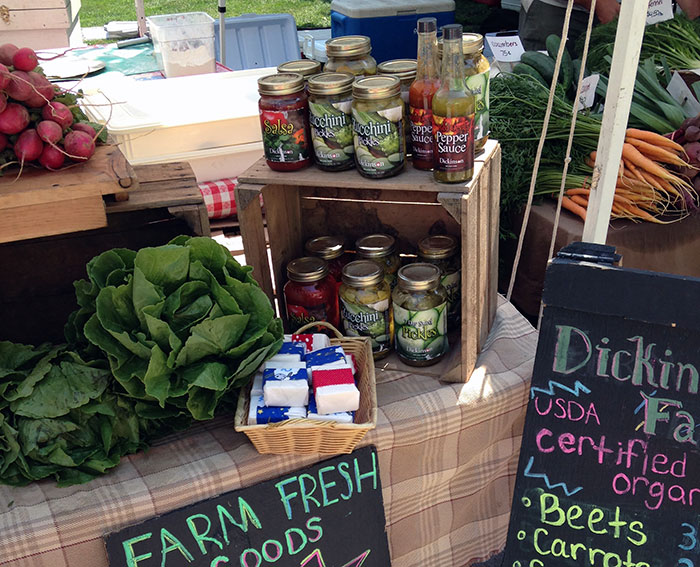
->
0, 297, 536, 567
198, 178, 238, 219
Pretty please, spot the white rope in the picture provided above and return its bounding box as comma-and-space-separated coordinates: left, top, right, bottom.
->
537, 0, 599, 326
505, 0, 576, 302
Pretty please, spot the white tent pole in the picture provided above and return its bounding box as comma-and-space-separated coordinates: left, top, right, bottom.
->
581, 0, 648, 243
219, 0, 227, 67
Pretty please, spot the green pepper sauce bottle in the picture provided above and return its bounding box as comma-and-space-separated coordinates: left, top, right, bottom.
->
432, 24, 475, 184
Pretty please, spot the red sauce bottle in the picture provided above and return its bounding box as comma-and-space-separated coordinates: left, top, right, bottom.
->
258, 73, 312, 172
283, 256, 340, 331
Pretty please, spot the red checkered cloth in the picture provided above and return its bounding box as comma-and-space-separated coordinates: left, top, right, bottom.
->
198, 178, 237, 219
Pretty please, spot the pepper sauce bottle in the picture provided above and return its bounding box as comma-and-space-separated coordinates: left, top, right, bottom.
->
432, 24, 475, 184
409, 17, 440, 170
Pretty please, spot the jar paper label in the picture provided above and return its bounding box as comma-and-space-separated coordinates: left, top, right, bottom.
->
394, 302, 448, 362
286, 303, 327, 328
352, 105, 405, 177
309, 101, 354, 168
466, 70, 490, 141
340, 298, 392, 355
433, 114, 475, 173
441, 270, 461, 325
409, 106, 434, 163
260, 108, 311, 163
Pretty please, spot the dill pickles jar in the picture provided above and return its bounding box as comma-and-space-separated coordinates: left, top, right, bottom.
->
307, 73, 355, 171
433, 24, 475, 184
340, 260, 394, 360
324, 36, 377, 76
418, 235, 460, 328
277, 60, 322, 83
392, 263, 448, 367
356, 234, 401, 289
352, 76, 405, 179
377, 59, 416, 155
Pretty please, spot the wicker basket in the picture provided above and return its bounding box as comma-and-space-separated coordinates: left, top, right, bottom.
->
234, 322, 377, 455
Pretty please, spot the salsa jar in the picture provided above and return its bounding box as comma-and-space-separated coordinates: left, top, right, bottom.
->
324, 35, 377, 76
392, 263, 449, 367
417, 234, 461, 329
305, 235, 349, 285
340, 260, 394, 360
377, 59, 416, 156
352, 76, 405, 179
307, 73, 355, 171
438, 33, 490, 154
355, 233, 401, 288
277, 59, 322, 84
283, 256, 339, 330
258, 72, 312, 172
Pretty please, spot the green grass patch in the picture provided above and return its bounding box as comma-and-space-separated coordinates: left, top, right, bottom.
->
80, 0, 331, 29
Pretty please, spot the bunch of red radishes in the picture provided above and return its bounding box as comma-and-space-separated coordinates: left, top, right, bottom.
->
0, 43, 102, 172
668, 114, 700, 193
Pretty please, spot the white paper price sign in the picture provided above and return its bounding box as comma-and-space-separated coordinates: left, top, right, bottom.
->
646, 0, 673, 25
485, 34, 525, 63
577, 74, 600, 111
667, 71, 700, 117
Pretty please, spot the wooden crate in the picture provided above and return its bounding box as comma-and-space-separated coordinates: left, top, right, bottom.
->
235, 140, 501, 382
1, 0, 82, 49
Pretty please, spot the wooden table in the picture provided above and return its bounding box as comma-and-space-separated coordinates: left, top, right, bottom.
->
235, 141, 502, 382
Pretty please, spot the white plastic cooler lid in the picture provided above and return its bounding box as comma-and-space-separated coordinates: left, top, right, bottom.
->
330, 0, 455, 19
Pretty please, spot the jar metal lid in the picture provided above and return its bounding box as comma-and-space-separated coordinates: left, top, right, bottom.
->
277, 59, 322, 77
352, 76, 401, 100
397, 263, 441, 291
305, 235, 345, 260
287, 256, 329, 283
377, 59, 417, 81
258, 73, 306, 96
356, 233, 396, 258
342, 260, 384, 287
308, 72, 355, 95
418, 235, 458, 259
438, 33, 485, 57
326, 35, 372, 57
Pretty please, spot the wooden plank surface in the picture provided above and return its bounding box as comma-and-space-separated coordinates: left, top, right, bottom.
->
240, 139, 499, 194
4, 8, 69, 29
7, 0, 69, 9
0, 196, 106, 243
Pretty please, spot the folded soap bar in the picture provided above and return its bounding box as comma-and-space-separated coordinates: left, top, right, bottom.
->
312, 367, 359, 415
306, 346, 347, 369
268, 341, 306, 363
263, 368, 309, 407
308, 394, 355, 424
248, 395, 306, 425
263, 360, 309, 380
284, 333, 331, 352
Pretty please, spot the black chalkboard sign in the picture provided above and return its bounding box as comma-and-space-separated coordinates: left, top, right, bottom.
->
105, 446, 390, 567
504, 243, 700, 567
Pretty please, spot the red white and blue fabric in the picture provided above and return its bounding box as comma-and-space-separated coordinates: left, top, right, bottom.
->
197, 178, 237, 219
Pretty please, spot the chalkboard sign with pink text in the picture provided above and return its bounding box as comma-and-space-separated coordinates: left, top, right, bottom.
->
503, 243, 700, 567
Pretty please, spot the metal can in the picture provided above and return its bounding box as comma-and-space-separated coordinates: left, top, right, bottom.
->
418, 234, 461, 329
352, 76, 405, 178
340, 260, 394, 360
355, 233, 401, 288
392, 263, 449, 367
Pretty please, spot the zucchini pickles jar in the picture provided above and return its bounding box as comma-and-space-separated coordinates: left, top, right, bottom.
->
352, 76, 406, 178
339, 260, 393, 360
307, 73, 355, 171
324, 35, 377, 77
377, 59, 417, 155
355, 234, 401, 288
258, 73, 312, 172
392, 263, 449, 366
418, 235, 461, 328
277, 59, 322, 84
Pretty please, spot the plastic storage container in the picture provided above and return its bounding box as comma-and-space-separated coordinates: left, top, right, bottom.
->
214, 13, 300, 70
148, 12, 216, 78
330, 0, 455, 63
79, 69, 273, 182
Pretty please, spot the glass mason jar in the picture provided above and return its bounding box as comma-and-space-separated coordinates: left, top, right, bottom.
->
258, 73, 312, 172
283, 256, 339, 330
307, 72, 355, 171
355, 233, 401, 288
277, 59, 322, 84
324, 35, 377, 76
417, 234, 461, 329
340, 260, 394, 360
377, 59, 416, 157
392, 263, 449, 367
438, 33, 490, 154
352, 76, 406, 179
305, 235, 349, 286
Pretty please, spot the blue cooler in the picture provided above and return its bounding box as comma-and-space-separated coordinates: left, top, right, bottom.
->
330, 0, 455, 63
